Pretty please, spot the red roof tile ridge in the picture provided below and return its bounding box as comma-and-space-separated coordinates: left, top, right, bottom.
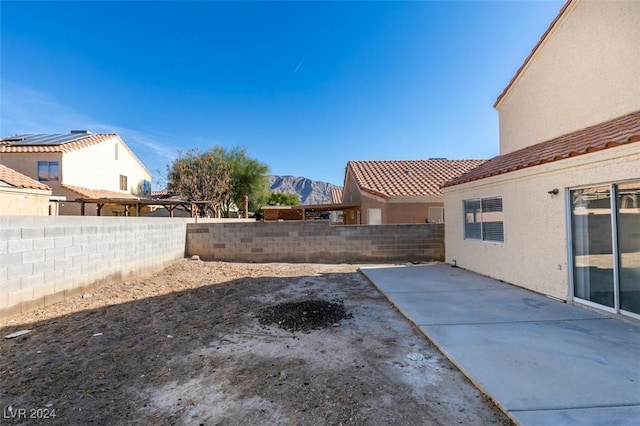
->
0, 164, 52, 191
348, 159, 486, 197
494, 0, 574, 108
444, 110, 640, 187
0, 133, 151, 178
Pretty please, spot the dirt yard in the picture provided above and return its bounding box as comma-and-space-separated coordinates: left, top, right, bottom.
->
1, 260, 512, 425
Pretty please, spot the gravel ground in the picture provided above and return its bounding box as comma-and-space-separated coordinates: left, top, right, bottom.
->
0, 259, 513, 425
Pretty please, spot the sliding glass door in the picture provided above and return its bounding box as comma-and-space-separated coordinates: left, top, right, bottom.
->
571, 181, 640, 318
571, 186, 615, 309
618, 182, 640, 316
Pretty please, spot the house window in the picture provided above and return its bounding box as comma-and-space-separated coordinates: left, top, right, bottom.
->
115, 143, 119, 160
37, 161, 59, 181
367, 208, 382, 225
464, 197, 504, 242
428, 207, 445, 223
119, 175, 128, 191
142, 180, 151, 196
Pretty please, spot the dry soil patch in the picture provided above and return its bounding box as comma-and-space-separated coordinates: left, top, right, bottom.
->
1, 260, 512, 425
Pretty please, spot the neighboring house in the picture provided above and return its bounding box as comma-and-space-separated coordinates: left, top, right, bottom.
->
0, 164, 53, 215
342, 159, 485, 225
0, 131, 152, 216
329, 186, 344, 224
441, 0, 640, 320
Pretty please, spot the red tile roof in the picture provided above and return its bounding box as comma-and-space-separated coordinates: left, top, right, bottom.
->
0, 164, 51, 191
494, 0, 573, 108
0, 133, 118, 153
62, 184, 142, 200
347, 159, 486, 198
0, 133, 152, 176
444, 110, 640, 187
330, 187, 343, 204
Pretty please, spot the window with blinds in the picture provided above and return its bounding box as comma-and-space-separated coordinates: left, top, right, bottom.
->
463, 197, 504, 242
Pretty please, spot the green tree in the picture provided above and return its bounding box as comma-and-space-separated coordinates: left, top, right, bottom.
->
167, 148, 232, 217
215, 147, 270, 217
267, 192, 301, 206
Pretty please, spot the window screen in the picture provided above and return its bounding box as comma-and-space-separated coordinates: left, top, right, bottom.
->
464, 197, 504, 242
464, 200, 481, 239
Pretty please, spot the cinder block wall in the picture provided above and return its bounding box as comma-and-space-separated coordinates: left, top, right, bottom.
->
0, 216, 188, 320
186, 221, 444, 263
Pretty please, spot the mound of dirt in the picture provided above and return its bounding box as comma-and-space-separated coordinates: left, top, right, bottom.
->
258, 299, 352, 332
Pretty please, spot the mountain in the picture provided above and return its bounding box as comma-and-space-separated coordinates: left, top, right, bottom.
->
268, 175, 337, 205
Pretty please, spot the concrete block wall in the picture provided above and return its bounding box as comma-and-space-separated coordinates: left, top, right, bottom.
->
186, 221, 444, 263
0, 216, 188, 320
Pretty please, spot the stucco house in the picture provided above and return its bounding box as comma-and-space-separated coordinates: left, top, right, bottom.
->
0, 164, 53, 215
442, 0, 640, 320
341, 159, 485, 225
0, 131, 152, 216
329, 186, 344, 224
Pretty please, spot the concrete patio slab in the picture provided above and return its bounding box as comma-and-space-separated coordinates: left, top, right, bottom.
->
422, 320, 640, 411
361, 263, 640, 426
362, 264, 601, 324
513, 405, 640, 426
361, 263, 509, 292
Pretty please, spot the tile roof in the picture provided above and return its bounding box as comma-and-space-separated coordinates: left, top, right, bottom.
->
0, 164, 51, 191
347, 159, 486, 198
494, 0, 573, 108
62, 184, 143, 200
0, 132, 152, 176
0, 133, 118, 153
444, 110, 640, 187
330, 186, 343, 204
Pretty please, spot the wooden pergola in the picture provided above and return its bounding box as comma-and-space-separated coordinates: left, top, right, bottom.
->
75, 197, 216, 217
262, 202, 361, 221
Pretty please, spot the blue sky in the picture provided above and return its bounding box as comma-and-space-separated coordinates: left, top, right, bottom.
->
1, 1, 564, 187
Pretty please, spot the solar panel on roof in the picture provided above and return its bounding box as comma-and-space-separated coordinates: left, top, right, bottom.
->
0, 133, 90, 145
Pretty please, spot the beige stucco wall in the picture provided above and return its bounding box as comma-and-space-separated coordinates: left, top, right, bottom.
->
63, 136, 151, 194
351, 194, 445, 225
443, 143, 640, 301
386, 197, 443, 224
0, 187, 52, 215
0, 153, 63, 182
497, 0, 640, 154
342, 169, 362, 205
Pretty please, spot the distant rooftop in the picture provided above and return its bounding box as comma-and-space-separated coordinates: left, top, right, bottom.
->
330, 186, 343, 204
0, 131, 120, 154
347, 159, 486, 198
0, 164, 51, 191
0, 131, 152, 177
0, 131, 93, 146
